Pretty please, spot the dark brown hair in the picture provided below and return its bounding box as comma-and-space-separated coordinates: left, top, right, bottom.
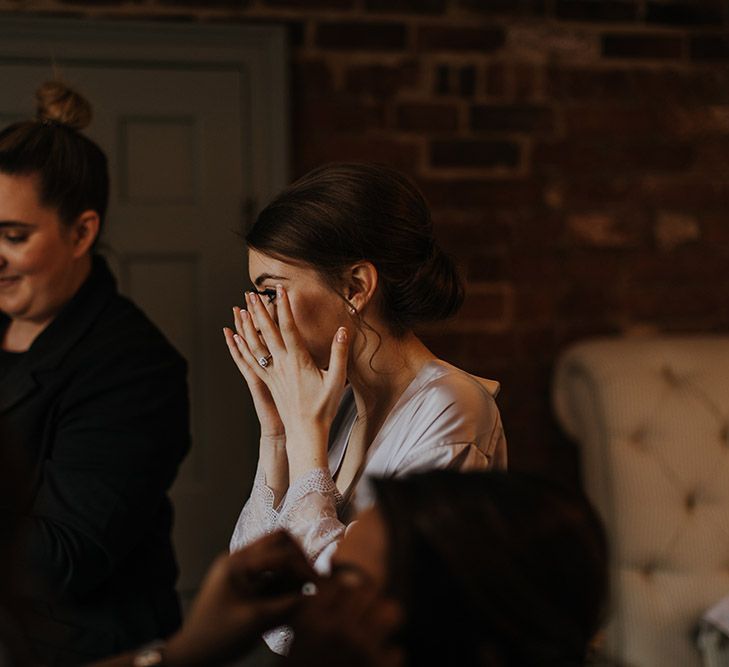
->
374, 470, 609, 667
0, 81, 109, 233
246, 163, 464, 336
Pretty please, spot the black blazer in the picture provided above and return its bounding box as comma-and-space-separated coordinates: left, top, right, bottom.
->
0, 256, 191, 666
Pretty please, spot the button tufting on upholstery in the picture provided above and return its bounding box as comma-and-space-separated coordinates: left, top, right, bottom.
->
685, 492, 697, 513
721, 423, 729, 447
629, 428, 647, 448
660, 365, 682, 386
642, 563, 656, 579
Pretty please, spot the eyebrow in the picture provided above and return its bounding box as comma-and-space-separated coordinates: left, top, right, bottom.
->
253, 273, 288, 287
0, 221, 35, 229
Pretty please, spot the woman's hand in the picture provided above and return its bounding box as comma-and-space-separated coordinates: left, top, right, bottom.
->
232, 286, 349, 478
223, 306, 284, 441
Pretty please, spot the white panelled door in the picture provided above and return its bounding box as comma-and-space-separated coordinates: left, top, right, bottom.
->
0, 18, 288, 605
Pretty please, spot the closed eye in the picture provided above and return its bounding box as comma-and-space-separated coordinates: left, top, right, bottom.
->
254, 288, 277, 304
2, 232, 29, 244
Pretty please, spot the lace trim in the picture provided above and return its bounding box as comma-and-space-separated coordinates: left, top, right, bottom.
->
282, 466, 344, 514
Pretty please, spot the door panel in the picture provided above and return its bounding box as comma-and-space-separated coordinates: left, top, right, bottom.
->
0, 20, 288, 605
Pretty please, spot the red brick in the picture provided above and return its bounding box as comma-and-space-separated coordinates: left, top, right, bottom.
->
365, 0, 445, 13
262, 0, 352, 7
557, 321, 622, 348
465, 251, 511, 282
418, 330, 516, 367
562, 105, 667, 136
702, 213, 729, 245
627, 247, 728, 284
558, 284, 621, 321
430, 139, 520, 168
345, 61, 419, 97
297, 95, 386, 133
558, 177, 641, 208
692, 35, 729, 60
295, 136, 419, 175
421, 178, 541, 208
418, 26, 505, 52
646, 1, 724, 26
640, 177, 729, 210
155, 0, 251, 6
155, 0, 250, 9
458, 289, 509, 321
566, 211, 647, 248
433, 211, 513, 249
435, 63, 451, 95
485, 62, 508, 97
458, 0, 547, 15
514, 287, 559, 326
547, 67, 637, 99
534, 139, 694, 173
396, 103, 458, 132
514, 62, 539, 101
316, 21, 407, 51
471, 105, 554, 133
511, 253, 564, 285
562, 251, 626, 287
624, 284, 724, 326
459, 65, 477, 97
293, 60, 333, 95
547, 65, 729, 105
511, 211, 567, 249
515, 327, 559, 362
555, 0, 638, 21
602, 33, 684, 59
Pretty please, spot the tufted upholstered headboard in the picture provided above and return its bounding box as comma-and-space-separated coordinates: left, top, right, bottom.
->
552, 337, 729, 667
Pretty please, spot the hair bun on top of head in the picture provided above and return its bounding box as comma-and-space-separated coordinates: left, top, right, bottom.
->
35, 81, 92, 131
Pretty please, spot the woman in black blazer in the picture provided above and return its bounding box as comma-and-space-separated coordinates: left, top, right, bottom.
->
0, 82, 190, 665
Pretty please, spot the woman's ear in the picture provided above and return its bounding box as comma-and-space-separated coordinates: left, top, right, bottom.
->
345, 261, 378, 313
71, 210, 100, 258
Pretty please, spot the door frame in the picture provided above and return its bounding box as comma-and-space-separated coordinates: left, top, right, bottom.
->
0, 16, 289, 206
0, 16, 289, 602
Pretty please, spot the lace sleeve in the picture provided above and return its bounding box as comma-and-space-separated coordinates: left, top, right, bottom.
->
229, 464, 280, 552
259, 468, 347, 657
278, 467, 346, 562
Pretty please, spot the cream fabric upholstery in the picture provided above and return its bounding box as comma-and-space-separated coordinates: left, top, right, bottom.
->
552, 337, 729, 667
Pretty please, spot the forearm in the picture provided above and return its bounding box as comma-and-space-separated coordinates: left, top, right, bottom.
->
257, 435, 288, 507
285, 424, 330, 485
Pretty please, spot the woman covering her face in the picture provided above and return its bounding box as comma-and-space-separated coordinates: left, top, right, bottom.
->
223, 163, 508, 651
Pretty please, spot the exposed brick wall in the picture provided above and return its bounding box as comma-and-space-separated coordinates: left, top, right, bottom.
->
4, 0, 729, 484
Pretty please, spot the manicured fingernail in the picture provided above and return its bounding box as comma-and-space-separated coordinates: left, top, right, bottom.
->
337, 327, 347, 343
240, 309, 249, 320
233, 333, 242, 343
249, 291, 258, 304
276, 284, 283, 299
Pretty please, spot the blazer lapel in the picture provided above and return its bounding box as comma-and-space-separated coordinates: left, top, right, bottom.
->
0, 361, 39, 412
0, 255, 116, 414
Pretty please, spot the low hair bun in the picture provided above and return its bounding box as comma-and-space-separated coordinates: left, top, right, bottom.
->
248, 162, 466, 337
387, 245, 465, 331
35, 81, 92, 131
